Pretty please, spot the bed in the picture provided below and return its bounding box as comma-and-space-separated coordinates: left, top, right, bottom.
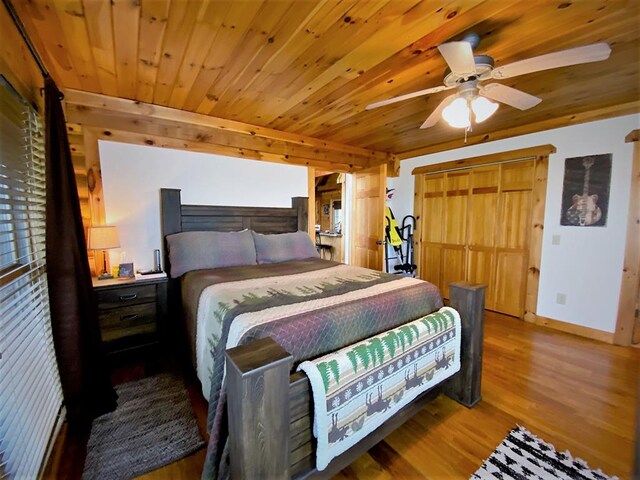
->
160, 188, 485, 479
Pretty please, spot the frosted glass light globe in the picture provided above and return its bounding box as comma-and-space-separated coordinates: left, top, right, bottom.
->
471, 96, 499, 123
442, 97, 471, 128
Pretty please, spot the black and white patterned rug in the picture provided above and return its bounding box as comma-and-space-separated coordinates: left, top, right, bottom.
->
471, 426, 618, 480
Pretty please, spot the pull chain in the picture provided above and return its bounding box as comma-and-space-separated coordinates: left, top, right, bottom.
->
464, 124, 472, 143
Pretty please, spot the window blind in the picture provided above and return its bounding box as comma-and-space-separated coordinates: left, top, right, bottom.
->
0, 78, 64, 479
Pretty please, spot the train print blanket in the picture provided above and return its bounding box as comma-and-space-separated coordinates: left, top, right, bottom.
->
298, 307, 461, 470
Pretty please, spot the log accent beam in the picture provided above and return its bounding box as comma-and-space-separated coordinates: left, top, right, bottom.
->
614, 129, 640, 345
84, 127, 358, 173
525, 154, 550, 323
83, 128, 107, 276
64, 89, 395, 171
626, 129, 640, 143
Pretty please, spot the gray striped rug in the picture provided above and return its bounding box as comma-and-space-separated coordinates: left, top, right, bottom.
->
471, 426, 617, 480
82, 374, 204, 480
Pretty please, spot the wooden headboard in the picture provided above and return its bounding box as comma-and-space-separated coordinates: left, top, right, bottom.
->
160, 188, 309, 279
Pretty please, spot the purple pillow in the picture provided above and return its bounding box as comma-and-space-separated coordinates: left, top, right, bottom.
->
166, 230, 257, 277
252, 231, 319, 264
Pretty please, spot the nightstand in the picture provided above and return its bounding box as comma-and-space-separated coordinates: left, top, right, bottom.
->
92, 276, 168, 356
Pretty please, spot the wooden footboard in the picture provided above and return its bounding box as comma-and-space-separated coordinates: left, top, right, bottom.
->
225, 282, 485, 479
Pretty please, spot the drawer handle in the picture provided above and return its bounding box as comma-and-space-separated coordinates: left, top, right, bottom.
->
119, 293, 138, 301
120, 313, 139, 322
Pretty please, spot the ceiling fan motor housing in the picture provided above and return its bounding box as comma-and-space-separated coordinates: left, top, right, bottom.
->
457, 79, 480, 99
443, 54, 495, 86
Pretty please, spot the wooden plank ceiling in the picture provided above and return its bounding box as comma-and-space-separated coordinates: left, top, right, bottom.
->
13, 0, 640, 160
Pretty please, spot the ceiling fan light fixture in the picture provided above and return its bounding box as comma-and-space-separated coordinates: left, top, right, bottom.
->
366, 39, 611, 132
471, 96, 499, 123
442, 97, 471, 128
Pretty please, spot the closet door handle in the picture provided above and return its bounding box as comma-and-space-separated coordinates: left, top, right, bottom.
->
119, 293, 138, 301
120, 313, 139, 322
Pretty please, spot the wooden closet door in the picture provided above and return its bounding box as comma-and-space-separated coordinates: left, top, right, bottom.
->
441, 171, 469, 299
416, 159, 536, 317
467, 166, 499, 310
494, 161, 534, 317
418, 174, 445, 293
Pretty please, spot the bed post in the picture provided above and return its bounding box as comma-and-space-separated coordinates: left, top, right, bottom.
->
445, 282, 485, 408
291, 197, 308, 232
160, 188, 182, 265
225, 337, 294, 480
160, 188, 182, 325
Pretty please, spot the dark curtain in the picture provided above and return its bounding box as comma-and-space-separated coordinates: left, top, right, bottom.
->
44, 77, 117, 426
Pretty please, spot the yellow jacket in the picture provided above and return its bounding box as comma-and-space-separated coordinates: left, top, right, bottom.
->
385, 206, 403, 246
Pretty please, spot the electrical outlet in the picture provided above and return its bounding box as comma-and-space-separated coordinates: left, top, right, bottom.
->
556, 293, 567, 305
552, 234, 561, 245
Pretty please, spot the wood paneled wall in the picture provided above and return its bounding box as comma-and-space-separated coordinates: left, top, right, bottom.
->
66, 123, 104, 276
0, 4, 42, 109
315, 173, 342, 231
66, 123, 90, 222
1, 3, 103, 274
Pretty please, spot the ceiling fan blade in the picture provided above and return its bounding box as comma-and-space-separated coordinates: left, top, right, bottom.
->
438, 41, 477, 76
420, 94, 456, 129
365, 85, 453, 110
481, 83, 541, 110
491, 42, 611, 79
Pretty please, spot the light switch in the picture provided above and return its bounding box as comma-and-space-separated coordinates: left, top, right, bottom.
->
552, 235, 561, 245
556, 293, 567, 305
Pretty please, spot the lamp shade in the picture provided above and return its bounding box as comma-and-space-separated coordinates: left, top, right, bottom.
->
87, 225, 120, 250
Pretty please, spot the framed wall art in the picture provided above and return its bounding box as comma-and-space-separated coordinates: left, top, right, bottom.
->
560, 153, 612, 227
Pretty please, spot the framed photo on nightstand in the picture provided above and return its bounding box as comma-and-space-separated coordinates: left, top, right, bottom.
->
118, 262, 134, 278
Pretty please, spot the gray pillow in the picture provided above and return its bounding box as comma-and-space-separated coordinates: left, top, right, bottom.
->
166, 230, 257, 277
252, 230, 320, 264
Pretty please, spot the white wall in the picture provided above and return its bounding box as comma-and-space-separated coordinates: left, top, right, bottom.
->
99, 141, 308, 271
388, 114, 640, 333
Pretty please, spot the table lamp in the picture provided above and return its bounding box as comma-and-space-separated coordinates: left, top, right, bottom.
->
88, 225, 120, 280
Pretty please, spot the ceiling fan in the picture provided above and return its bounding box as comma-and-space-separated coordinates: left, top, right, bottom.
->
365, 34, 611, 129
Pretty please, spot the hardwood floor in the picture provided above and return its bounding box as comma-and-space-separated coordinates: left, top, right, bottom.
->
335, 312, 639, 480
44, 312, 639, 479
